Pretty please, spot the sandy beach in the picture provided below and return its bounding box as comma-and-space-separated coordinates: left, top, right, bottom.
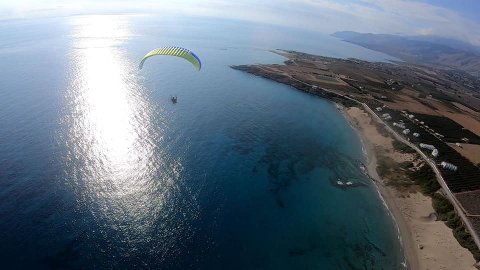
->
342, 106, 476, 270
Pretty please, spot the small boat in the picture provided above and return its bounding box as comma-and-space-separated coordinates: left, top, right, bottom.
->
337, 180, 344, 186
171, 96, 178, 104
346, 181, 353, 186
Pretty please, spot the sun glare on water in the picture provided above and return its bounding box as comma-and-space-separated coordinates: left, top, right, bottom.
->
61, 15, 184, 247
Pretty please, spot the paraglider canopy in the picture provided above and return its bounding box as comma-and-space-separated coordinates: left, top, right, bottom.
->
139, 46, 201, 70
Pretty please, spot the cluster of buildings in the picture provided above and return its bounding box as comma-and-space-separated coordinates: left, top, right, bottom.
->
375, 107, 459, 172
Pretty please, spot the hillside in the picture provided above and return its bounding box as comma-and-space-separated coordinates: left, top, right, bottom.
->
333, 31, 480, 77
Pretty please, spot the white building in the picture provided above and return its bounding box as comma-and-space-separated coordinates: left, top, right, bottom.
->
403, 129, 410, 135
431, 149, 439, 157
441, 161, 458, 172
419, 143, 436, 151
413, 133, 420, 137
393, 122, 406, 129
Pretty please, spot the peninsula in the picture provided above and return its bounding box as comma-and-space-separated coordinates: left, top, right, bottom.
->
232, 50, 480, 269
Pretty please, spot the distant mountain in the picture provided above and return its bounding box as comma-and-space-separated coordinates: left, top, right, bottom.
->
409, 36, 480, 55
332, 31, 480, 77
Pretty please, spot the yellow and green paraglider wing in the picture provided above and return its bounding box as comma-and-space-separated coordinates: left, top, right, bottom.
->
139, 46, 202, 70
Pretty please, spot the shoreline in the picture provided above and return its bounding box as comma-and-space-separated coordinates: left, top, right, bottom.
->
338, 104, 477, 270
337, 104, 418, 269
230, 59, 478, 269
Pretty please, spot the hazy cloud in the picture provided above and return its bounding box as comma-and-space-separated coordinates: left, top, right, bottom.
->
1, 0, 479, 45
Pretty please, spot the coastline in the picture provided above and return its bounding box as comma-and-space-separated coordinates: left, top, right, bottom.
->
337, 104, 418, 269
339, 105, 477, 270
230, 57, 478, 269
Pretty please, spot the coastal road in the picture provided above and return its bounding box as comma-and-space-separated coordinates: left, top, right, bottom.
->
363, 104, 480, 252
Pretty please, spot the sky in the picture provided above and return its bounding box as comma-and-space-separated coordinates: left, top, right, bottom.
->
1, 0, 480, 45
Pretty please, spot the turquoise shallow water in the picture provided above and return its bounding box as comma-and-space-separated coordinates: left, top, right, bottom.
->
0, 14, 404, 269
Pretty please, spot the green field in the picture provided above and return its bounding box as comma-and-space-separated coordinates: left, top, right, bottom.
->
315, 74, 338, 82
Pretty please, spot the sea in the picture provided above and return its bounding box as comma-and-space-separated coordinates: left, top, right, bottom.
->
0, 14, 405, 269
